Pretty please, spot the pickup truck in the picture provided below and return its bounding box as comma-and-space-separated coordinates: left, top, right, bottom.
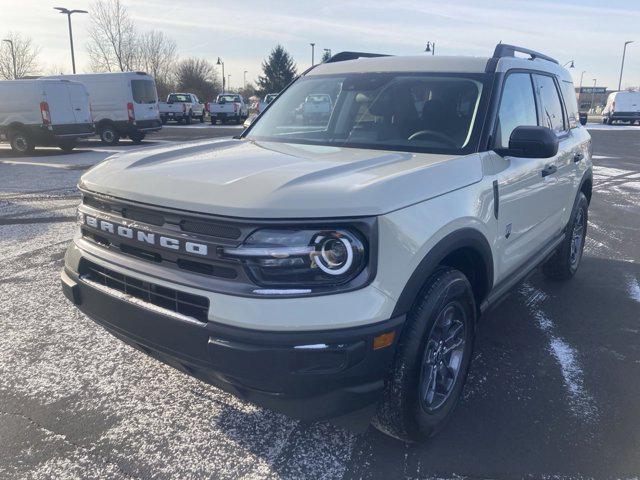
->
302, 93, 332, 124
208, 94, 248, 124
258, 93, 278, 113
158, 93, 205, 124
62, 45, 592, 442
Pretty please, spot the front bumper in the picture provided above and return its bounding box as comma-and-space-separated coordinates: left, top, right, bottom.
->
61, 266, 403, 422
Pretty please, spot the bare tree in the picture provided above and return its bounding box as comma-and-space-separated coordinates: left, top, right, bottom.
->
0, 32, 41, 79
86, 0, 138, 72
138, 30, 177, 97
175, 58, 220, 102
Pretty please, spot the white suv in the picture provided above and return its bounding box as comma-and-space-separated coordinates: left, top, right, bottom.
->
61, 44, 592, 441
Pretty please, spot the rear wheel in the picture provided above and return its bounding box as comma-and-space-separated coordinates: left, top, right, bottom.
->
129, 133, 145, 144
99, 125, 120, 145
542, 192, 588, 280
200, 112, 205, 123
9, 129, 35, 155
186, 111, 193, 125
372, 268, 475, 442
58, 139, 77, 152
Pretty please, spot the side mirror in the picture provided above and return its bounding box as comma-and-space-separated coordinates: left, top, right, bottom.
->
579, 112, 588, 126
507, 126, 559, 158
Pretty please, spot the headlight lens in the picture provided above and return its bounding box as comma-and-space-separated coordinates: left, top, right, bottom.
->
223, 228, 367, 288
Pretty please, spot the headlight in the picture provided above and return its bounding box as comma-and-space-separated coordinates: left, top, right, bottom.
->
222, 228, 367, 289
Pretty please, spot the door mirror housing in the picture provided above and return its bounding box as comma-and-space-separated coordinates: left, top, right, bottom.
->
579, 112, 588, 126
505, 126, 559, 158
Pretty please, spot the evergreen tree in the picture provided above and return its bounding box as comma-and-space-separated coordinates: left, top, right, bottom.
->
257, 45, 297, 95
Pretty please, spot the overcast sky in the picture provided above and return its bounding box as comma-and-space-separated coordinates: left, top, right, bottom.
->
1, 0, 639, 90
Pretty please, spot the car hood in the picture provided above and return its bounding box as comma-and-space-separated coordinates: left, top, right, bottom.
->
80, 139, 483, 218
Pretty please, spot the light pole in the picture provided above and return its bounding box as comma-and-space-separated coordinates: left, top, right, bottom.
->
217, 57, 225, 92
425, 41, 435, 55
2, 39, 16, 79
618, 40, 634, 91
310, 43, 315, 66
54, 7, 88, 74
589, 79, 597, 113
578, 70, 586, 109
243, 70, 247, 89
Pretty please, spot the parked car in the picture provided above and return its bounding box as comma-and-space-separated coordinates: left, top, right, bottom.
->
243, 113, 258, 128
61, 44, 592, 442
159, 92, 205, 124
208, 93, 248, 124
601, 91, 640, 125
0, 78, 94, 154
302, 93, 332, 124
46, 72, 162, 145
258, 93, 279, 113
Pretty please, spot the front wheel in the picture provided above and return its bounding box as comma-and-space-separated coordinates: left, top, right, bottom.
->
200, 113, 205, 123
186, 111, 193, 125
9, 130, 35, 155
372, 268, 475, 442
99, 125, 120, 145
542, 192, 588, 280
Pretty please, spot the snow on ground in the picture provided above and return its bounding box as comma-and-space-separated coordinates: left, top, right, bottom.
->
519, 283, 599, 422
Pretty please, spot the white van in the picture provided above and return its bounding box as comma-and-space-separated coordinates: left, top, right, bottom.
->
46, 72, 162, 145
602, 91, 640, 125
0, 79, 94, 154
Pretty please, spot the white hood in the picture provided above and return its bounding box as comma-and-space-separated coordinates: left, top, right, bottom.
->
80, 139, 483, 218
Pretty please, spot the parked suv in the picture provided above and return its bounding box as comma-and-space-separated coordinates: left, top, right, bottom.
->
61, 45, 592, 441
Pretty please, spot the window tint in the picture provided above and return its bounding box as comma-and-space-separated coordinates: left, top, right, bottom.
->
496, 73, 537, 149
168, 93, 191, 103
131, 80, 157, 104
560, 81, 580, 129
534, 75, 566, 132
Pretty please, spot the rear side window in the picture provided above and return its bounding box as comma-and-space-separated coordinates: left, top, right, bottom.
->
560, 81, 580, 129
533, 75, 566, 133
131, 80, 157, 104
496, 73, 538, 149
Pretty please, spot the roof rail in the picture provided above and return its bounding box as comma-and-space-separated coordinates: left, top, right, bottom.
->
492, 44, 558, 65
326, 51, 391, 63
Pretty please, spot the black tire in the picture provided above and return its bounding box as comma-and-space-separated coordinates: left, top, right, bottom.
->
161, 117, 167, 125
99, 125, 120, 145
602, 117, 608, 124
129, 133, 145, 144
211, 117, 216, 125
372, 268, 476, 442
200, 113, 205, 123
9, 129, 35, 155
186, 111, 193, 125
542, 192, 588, 280
58, 140, 77, 152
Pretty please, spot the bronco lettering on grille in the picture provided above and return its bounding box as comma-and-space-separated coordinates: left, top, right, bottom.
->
83, 214, 209, 256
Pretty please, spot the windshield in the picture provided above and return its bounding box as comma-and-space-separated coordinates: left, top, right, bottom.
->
131, 79, 158, 104
168, 93, 191, 103
218, 95, 240, 103
246, 73, 488, 154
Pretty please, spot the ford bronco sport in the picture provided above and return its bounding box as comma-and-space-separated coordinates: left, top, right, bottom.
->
61, 44, 592, 441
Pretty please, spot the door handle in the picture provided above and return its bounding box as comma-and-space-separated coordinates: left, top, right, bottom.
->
573, 152, 584, 163
541, 165, 558, 177
74, 108, 81, 111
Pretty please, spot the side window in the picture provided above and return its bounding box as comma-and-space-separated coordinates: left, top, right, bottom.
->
533, 74, 566, 133
496, 73, 538, 149
560, 81, 579, 129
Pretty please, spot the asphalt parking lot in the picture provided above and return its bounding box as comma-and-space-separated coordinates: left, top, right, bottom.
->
1, 123, 639, 480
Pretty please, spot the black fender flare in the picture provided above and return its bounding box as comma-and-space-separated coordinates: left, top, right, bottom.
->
391, 228, 494, 318
578, 167, 593, 204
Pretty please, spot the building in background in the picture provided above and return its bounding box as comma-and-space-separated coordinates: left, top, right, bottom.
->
576, 86, 611, 113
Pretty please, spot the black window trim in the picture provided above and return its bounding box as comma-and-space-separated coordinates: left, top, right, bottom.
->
558, 79, 580, 130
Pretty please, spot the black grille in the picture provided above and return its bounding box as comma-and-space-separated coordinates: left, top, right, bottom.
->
180, 219, 241, 239
80, 260, 209, 322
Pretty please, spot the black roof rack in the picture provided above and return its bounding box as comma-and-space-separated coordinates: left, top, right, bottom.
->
492, 44, 558, 65
326, 51, 391, 63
